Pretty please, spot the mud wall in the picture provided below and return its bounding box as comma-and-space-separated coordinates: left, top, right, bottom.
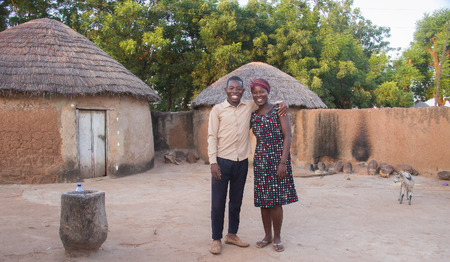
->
151, 110, 194, 151
295, 107, 450, 173
0, 95, 156, 184
191, 107, 450, 173
0, 97, 63, 183
193, 108, 211, 162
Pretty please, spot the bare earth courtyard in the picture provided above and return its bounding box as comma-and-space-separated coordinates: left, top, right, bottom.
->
1, 155, 449, 262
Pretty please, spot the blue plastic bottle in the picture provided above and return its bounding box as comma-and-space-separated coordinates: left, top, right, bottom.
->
75, 184, 84, 193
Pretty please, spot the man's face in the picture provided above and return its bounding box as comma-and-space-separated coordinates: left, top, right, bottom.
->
225, 80, 244, 105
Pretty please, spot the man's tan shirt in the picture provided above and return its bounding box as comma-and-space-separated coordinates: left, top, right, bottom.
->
208, 99, 258, 164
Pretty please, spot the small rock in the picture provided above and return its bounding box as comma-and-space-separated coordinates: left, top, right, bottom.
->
305, 163, 314, 172
356, 162, 367, 168
379, 170, 390, 178
396, 164, 419, 176
186, 152, 198, 163
318, 162, 327, 172
437, 171, 450, 180
367, 160, 378, 175
343, 162, 353, 174
334, 161, 345, 173
164, 152, 180, 165
379, 163, 395, 178
175, 151, 186, 162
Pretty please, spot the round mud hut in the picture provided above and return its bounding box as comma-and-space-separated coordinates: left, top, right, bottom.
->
0, 18, 160, 184
191, 62, 327, 162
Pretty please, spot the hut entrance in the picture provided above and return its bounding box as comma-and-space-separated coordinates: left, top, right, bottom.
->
78, 110, 107, 178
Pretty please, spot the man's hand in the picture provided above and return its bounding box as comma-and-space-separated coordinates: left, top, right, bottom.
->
277, 101, 289, 117
211, 163, 221, 180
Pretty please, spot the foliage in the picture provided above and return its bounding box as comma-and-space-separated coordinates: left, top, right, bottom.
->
405, 8, 450, 103
2, 0, 441, 110
374, 81, 414, 108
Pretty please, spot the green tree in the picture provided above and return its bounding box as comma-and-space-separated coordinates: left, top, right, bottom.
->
3, 0, 57, 26
412, 8, 450, 104
150, 0, 208, 111
393, 45, 434, 101
193, 0, 249, 90
79, 0, 208, 111
265, 0, 390, 108
0, 0, 9, 31
55, 0, 119, 33
374, 81, 414, 108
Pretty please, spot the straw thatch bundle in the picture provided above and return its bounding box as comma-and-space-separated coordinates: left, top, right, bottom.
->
0, 18, 160, 102
192, 62, 327, 109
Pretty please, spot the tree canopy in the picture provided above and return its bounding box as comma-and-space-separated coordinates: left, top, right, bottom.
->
1, 0, 447, 110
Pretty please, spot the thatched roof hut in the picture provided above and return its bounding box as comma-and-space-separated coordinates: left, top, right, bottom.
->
0, 18, 160, 184
0, 18, 160, 102
191, 62, 327, 162
192, 62, 327, 109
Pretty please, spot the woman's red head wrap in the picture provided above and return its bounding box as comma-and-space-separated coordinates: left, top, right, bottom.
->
250, 78, 271, 94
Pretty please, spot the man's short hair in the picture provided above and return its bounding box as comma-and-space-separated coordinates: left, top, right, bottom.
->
227, 76, 243, 88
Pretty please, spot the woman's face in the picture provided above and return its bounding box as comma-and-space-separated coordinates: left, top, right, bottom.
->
252, 85, 269, 106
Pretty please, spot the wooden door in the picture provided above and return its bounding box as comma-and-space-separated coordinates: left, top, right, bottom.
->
78, 110, 106, 178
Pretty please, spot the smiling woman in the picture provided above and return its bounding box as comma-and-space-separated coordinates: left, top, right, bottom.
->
250, 78, 298, 252
251, 79, 270, 107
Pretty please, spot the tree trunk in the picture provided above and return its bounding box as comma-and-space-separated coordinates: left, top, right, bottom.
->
165, 84, 172, 112
435, 21, 449, 107
425, 37, 443, 106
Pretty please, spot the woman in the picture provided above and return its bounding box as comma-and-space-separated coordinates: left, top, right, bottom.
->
250, 78, 298, 252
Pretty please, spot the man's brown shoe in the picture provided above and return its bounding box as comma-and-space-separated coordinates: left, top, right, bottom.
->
209, 240, 221, 254
224, 235, 249, 247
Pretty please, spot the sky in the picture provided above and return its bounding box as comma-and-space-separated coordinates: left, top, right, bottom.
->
238, 0, 449, 58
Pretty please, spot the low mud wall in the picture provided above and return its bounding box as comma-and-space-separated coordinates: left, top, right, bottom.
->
152, 110, 195, 151
190, 107, 450, 173
294, 107, 450, 173
154, 107, 450, 173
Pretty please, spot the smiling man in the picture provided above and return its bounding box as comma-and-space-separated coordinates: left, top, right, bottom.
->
207, 76, 253, 254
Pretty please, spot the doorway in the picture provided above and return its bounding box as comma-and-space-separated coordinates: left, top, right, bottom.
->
77, 110, 106, 178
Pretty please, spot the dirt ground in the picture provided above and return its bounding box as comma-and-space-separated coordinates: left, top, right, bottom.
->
1, 155, 450, 262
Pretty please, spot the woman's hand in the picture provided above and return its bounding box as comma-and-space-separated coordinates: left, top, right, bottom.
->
277, 163, 287, 180
277, 101, 289, 117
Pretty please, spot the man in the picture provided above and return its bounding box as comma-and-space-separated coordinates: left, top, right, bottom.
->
208, 76, 286, 254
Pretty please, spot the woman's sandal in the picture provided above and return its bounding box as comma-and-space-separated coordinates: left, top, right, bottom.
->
273, 242, 285, 252
256, 240, 272, 248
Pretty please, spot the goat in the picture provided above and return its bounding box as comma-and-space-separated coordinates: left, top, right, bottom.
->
394, 171, 415, 205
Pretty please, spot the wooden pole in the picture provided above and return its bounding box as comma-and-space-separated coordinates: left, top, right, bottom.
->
435, 21, 449, 106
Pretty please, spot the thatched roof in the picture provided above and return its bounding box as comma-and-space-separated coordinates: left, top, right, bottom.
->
0, 18, 160, 103
192, 62, 327, 109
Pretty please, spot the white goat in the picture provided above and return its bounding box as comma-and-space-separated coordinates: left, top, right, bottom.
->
394, 171, 415, 205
